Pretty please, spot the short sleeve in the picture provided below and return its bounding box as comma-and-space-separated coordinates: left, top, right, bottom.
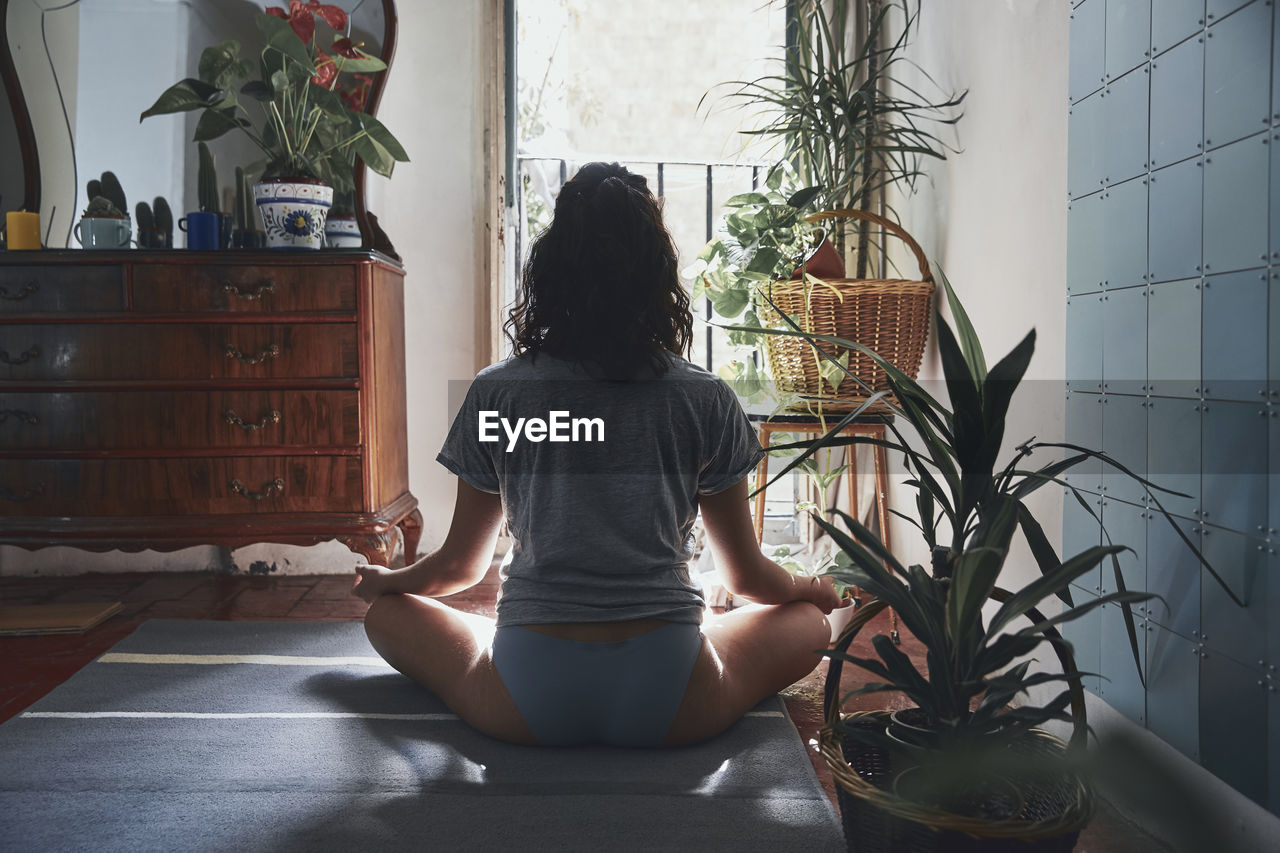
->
697, 382, 766, 495
436, 380, 501, 494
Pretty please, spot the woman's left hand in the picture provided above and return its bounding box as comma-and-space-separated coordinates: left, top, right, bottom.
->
352, 564, 395, 603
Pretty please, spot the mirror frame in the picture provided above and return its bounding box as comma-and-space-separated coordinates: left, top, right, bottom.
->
0, 0, 398, 253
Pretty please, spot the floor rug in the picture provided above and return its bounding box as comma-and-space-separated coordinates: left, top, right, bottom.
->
0, 619, 844, 852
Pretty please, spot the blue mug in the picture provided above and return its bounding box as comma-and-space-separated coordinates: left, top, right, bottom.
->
180, 212, 221, 250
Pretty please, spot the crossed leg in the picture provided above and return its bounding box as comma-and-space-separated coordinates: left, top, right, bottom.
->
663, 600, 831, 746
363, 593, 538, 744
364, 594, 830, 747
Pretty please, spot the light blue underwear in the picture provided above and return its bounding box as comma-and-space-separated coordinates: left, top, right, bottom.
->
491, 622, 703, 747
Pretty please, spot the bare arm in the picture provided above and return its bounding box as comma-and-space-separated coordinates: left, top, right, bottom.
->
697, 479, 843, 613
353, 479, 503, 601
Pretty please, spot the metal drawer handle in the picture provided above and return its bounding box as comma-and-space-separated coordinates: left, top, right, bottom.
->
222, 280, 276, 300
230, 477, 285, 501
223, 343, 280, 365
0, 346, 39, 366
0, 484, 43, 502
224, 408, 281, 431
0, 409, 38, 424
0, 282, 38, 301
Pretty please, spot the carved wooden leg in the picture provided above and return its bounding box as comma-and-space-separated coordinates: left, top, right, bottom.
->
398, 507, 423, 564
340, 531, 396, 567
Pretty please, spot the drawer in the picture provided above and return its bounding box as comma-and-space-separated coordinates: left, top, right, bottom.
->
132, 265, 356, 314
0, 323, 357, 380
0, 456, 363, 515
0, 265, 125, 314
0, 390, 359, 450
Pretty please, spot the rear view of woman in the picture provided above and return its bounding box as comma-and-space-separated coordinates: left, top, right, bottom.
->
352, 161, 845, 747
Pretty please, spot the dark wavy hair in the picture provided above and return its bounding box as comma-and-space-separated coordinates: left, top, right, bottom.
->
505, 162, 693, 379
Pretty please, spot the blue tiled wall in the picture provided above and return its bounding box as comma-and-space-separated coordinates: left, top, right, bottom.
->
1063, 0, 1280, 812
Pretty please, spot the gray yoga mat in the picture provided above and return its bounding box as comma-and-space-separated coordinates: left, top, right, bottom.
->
0, 619, 843, 852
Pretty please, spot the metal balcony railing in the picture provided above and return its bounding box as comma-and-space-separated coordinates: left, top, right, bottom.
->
514, 154, 771, 372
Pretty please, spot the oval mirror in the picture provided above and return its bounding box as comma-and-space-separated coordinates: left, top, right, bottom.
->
0, 0, 396, 252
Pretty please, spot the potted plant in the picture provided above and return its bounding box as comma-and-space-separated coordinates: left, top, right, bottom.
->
232, 166, 265, 249
709, 0, 964, 274
140, 2, 408, 250
196, 141, 232, 249
688, 167, 825, 405
727, 276, 1243, 850
74, 172, 131, 249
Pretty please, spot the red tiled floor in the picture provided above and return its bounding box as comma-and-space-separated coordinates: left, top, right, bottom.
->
0, 569, 1165, 850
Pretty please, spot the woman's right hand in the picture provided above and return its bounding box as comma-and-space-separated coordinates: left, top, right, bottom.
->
801, 575, 848, 614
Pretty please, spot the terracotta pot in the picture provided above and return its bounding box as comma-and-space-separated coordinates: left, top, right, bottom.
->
792, 228, 846, 279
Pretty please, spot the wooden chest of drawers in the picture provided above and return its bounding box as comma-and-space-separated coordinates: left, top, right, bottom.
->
0, 251, 420, 566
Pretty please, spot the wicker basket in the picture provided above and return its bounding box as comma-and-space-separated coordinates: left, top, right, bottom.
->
820, 595, 1095, 853
760, 210, 934, 411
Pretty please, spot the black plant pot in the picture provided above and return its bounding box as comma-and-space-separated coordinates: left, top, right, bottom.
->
232, 229, 267, 249
885, 707, 939, 756
137, 228, 173, 249
930, 546, 953, 579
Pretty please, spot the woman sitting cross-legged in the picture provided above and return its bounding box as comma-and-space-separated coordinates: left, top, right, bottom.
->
352, 161, 847, 747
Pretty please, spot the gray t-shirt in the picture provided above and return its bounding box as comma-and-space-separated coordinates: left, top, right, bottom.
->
437, 351, 764, 627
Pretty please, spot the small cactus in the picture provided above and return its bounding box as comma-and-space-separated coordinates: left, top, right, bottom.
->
99, 171, 127, 218
86, 178, 102, 201
82, 196, 125, 218
135, 202, 154, 231
153, 196, 173, 233
197, 142, 219, 213
234, 166, 247, 230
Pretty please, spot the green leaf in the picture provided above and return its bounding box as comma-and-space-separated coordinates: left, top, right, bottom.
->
193, 106, 248, 142
726, 192, 771, 207
936, 267, 986, 382
358, 114, 410, 162
709, 285, 750, 318
985, 544, 1126, 641
1015, 500, 1070, 606
982, 328, 1035, 429
330, 53, 387, 74
934, 315, 981, 424
786, 186, 822, 209
240, 80, 274, 102
744, 246, 784, 276
256, 11, 316, 74
198, 40, 244, 87
1017, 590, 1155, 636
139, 80, 220, 120
351, 131, 396, 177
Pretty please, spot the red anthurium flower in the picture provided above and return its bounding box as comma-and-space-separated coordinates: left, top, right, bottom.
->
331, 37, 361, 59
311, 46, 337, 87
265, 7, 287, 19
340, 74, 373, 111
307, 1, 348, 32
286, 0, 315, 42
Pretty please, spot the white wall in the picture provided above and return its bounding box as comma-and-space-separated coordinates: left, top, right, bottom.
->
0, 0, 489, 576
883, 0, 1069, 583
364, 0, 491, 550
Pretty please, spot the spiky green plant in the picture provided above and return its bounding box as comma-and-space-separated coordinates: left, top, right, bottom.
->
724, 273, 1241, 752
98, 172, 127, 219
135, 202, 154, 232
82, 196, 125, 218
706, 0, 964, 277
197, 142, 220, 213
234, 166, 248, 230
152, 196, 173, 233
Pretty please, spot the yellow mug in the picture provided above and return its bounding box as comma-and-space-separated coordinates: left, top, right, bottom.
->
4, 211, 41, 250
